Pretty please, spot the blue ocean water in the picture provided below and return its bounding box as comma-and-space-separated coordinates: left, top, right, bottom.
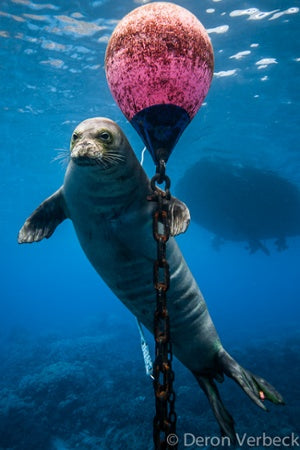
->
1, 0, 299, 449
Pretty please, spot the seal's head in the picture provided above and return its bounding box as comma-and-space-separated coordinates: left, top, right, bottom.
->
70, 117, 128, 169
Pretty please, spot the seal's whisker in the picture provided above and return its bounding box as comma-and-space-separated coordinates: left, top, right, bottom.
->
105, 150, 125, 159
103, 155, 124, 161
102, 155, 118, 163
103, 159, 117, 167
103, 155, 118, 162
95, 157, 110, 168
52, 148, 70, 167
104, 158, 123, 167
105, 155, 124, 162
52, 153, 67, 161
92, 150, 126, 168
103, 152, 126, 165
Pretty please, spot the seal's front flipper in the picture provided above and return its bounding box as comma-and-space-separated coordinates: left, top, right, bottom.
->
218, 349, 285, 409
18, 187, 67, 243
195, 375, 237, 443
169, 196, 190, 236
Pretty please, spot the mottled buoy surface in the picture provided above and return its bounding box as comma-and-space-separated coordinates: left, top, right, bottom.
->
105, 2, 214, 121
105, 2, 214, 162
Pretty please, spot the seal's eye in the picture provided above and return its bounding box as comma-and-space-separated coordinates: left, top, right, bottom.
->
97, 131, 112, 143
72, 132, 80, 141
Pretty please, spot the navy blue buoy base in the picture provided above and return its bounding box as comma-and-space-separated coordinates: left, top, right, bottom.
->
131, 104, 190, 164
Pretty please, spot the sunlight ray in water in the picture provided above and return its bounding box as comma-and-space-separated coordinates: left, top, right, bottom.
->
229, 50, 251, 60
214, 69, 237, 77
207, 24, 229, 34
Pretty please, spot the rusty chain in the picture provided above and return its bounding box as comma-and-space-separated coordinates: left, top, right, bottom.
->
148, 158, 177, 450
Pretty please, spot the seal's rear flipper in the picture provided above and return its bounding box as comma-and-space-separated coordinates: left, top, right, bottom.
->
195, 374, 237, 443
18, 187, 67, 243
218, 349, 285, 409
194, 348, 284, 442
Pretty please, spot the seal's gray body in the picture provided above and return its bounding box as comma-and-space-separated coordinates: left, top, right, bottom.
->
63, 158, 219, 373
18, 118, 284, 440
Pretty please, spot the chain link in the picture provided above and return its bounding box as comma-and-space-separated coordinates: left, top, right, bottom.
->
148, 158, 177, 450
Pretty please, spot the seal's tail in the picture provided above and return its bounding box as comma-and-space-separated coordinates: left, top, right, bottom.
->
194, 349, 284, 442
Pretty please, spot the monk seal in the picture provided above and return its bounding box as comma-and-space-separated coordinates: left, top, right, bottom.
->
18, 117, 284, 441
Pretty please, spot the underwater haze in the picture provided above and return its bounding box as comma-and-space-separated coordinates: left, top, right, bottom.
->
1, 0, 299, 449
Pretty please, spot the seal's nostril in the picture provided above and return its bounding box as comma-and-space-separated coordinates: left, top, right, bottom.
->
80, 141, 94, 152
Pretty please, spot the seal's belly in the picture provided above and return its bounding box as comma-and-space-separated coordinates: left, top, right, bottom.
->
63, 162, 221, 372
71, 211, 221, 373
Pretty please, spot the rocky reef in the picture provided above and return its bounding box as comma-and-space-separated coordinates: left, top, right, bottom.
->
0, 322, 299, 449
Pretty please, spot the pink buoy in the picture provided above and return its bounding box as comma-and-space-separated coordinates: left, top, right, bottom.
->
105, 2, 214, 163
